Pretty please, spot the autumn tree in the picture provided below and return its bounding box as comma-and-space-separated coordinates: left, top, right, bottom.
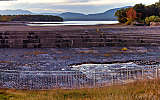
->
115, 2, 160, 24
125, 8, 137, 25
126, 8, 137, 19
115, 8, 130, 23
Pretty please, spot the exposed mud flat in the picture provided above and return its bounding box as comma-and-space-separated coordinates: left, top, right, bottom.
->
0, 46, 159, 71
0, 46, 159, 89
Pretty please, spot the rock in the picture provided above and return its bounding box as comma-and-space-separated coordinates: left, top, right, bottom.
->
150, 22, 160, 26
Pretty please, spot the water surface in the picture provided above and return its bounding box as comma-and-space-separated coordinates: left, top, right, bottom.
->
28, 21, 119, 26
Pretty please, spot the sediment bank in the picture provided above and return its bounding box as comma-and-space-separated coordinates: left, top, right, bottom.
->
0, 25, 160, 89
0, 25, 159, 48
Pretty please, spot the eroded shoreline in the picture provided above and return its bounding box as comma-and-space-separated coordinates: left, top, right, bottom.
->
0, 25, 159, 89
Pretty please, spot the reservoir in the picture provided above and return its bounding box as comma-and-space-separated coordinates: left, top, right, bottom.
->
27, 21, 119, 26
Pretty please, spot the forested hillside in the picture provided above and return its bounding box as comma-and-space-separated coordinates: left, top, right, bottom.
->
0, 15, 63, 22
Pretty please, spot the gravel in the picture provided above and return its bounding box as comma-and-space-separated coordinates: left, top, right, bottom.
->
0, 46, 160, 89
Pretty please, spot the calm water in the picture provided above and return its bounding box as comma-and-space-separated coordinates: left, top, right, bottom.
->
27, 21, 119, 26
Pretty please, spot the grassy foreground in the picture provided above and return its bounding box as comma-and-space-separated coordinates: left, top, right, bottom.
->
0, 79, 160, 100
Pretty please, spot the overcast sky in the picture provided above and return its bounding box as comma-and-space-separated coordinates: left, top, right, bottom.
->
0, 0, 158, 14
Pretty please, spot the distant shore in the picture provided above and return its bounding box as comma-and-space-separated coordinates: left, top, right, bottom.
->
0, 22, 147, 31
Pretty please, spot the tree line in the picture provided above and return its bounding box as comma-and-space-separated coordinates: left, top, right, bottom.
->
0, 15, 63, 22
115, 2, 160, 25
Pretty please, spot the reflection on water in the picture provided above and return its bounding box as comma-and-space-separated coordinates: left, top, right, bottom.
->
27, 21, 119, 26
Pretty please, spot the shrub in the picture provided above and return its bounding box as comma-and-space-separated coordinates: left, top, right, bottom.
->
121, 47, 128, 51
117, 17, 128, 23
115, 8, 137, 24
125, 18, 135, 25
115, 8, 129, 23
145, 16, 160, 25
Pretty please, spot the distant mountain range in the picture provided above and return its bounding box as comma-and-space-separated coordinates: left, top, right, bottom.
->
0, 9, 33, 15
0, 6, 131, 21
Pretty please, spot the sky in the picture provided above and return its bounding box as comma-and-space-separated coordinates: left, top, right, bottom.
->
0, 0, 159, 14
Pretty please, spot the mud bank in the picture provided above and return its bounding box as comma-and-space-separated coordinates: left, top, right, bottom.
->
0, 25, 159, 48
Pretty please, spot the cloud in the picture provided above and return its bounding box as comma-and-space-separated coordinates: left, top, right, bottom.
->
60, 0, 158, 6
0, 0, 16, 1
0, 0, 157, 5
28, 8, 69, 13
0, 0, 158, 14
16, 0, 67, 3
10, 0, 157, 6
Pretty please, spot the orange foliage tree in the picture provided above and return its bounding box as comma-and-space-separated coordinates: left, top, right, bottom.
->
125, 8, 137, 24
126, 8, 137, 19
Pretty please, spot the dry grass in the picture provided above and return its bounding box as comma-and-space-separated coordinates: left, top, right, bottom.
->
1, 79, 160, 100
0, 61, 12, 63
104, 53, 112, 57
24, 51, 48, 56
78, 50, 98, 54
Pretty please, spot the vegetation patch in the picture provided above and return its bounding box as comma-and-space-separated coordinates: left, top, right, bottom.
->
145, 16, 160, 25
24, 51, 48, 56
115, 2, 160, 25
121, 47, 128, 51
1, 79, 160, 100
0, 91, 13, 100
0, 15, 63, 22
78, 50, 98, 54
0, 61, 12, 64
104, 53, 112, 57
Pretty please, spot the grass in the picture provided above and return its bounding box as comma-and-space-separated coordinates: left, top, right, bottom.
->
1, 79, 160, 100
0, 91, 13, 100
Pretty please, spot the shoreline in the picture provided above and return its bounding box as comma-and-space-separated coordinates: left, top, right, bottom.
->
0, 23, 156, 31
0, 24, 159, 89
